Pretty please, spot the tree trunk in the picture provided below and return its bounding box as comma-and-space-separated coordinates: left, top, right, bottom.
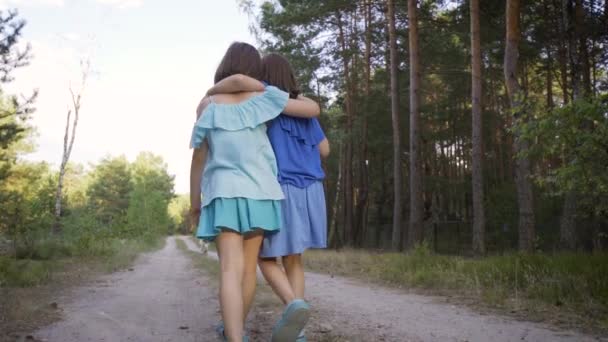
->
458, 136, 467, 221
546, 50, 554, 109
336, 11, 354, 246
564, 0, 581, 99
554, 0, 571, 104
559, 0, 579, 250
354, 0, 372, 247
448, 124, 455, 216
504, 0, 536, 253
575, 0, 591, 98
470, 0, 485, 255
440, 143, 449, 216
560, 193, 578, 250
54, 79, 85, 234
407, 0, 424, 250
545, 42, 559, 174
54, 109, 73, 233
387, 0, 403, 251
329, 143, 343, 248
497, 127, 505, 182
489, 76, 506, 183
544, 1, 555, 110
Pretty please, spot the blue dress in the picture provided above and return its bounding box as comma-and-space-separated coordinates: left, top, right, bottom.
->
259, 114, 328, 257
190, 86, 289, 241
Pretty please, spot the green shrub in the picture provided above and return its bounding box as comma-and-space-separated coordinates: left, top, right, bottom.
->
0, 256, 52, 287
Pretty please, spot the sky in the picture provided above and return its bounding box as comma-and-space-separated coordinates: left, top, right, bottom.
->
2, 0, 257, 194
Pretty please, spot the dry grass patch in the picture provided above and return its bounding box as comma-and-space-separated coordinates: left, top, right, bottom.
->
304, 245, 608, 335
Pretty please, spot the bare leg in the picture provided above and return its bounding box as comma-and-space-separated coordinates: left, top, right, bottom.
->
242, 230, 264, 321
269, 254, 310, 341
217, 230, 244, 342
259, 257, 297, 304
283, 254, 305, 299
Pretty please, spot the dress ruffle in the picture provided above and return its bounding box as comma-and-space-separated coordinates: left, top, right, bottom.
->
190, 85, 289, 148
274, 116, 325, 147
196, 197, 282, 241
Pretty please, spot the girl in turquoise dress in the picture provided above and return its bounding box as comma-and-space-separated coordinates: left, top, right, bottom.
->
189, 42, 320, 342
208, 54, 328, 342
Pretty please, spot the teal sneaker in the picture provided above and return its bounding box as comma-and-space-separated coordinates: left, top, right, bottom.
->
271, 299, 311, 342
215, 322, 226, 342
216, 322, 249, 342
296, 329, 307, 342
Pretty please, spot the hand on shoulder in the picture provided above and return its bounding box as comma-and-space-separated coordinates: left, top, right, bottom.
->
196, 97, 212, 119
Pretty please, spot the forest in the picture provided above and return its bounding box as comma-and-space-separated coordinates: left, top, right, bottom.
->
0, 11, 177, 289
238, 0, 608, 254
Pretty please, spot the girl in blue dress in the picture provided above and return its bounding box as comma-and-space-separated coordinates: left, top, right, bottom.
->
210, 53, 329, 342
190, 43, 320, 342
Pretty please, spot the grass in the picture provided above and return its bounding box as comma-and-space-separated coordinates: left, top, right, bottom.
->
0, 236, 164, 287
0, 235, 165, 339
175, 237, 219, 279
303, 245, 608, 333
185, 236, 217, 252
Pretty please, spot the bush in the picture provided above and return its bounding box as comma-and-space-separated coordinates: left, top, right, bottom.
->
0, 152, 173, 288
0, 256, 52, 287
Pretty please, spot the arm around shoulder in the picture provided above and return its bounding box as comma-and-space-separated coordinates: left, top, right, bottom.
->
196, 97, 212, 119
282, 95, 320, 118
319, 138, 330, 159
206, 74, 265, 96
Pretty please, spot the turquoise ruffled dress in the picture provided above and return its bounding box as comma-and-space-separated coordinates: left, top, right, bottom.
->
190, 86, 289, 241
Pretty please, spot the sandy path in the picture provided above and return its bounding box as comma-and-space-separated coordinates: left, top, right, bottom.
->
28, 236, 604, 342
180, 236, 604, 342
304, 272, 602, 342
33, 236, 219, 342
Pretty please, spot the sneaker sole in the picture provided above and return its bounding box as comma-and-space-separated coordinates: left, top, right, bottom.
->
271, 307, 311, 342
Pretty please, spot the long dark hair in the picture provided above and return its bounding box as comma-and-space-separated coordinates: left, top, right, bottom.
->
262, 53, 300, 99
214, 42, 263, 84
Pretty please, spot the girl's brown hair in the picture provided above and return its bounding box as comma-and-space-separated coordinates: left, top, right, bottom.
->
214, 42, 263, 84
262, 53, 300, 99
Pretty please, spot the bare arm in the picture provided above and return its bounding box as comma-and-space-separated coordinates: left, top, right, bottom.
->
319, 138, 330, 159
189, 142, 208, 225
282, 95, 321, 118
206, 74, 320, 118
206, 74, 265, 96
190, 101, 211, 228
196, 96, 212, 116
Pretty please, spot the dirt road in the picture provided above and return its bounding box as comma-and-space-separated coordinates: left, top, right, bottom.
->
179, 236, 602, 342
29, 236, 603, 342
33, 236, 218, 342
